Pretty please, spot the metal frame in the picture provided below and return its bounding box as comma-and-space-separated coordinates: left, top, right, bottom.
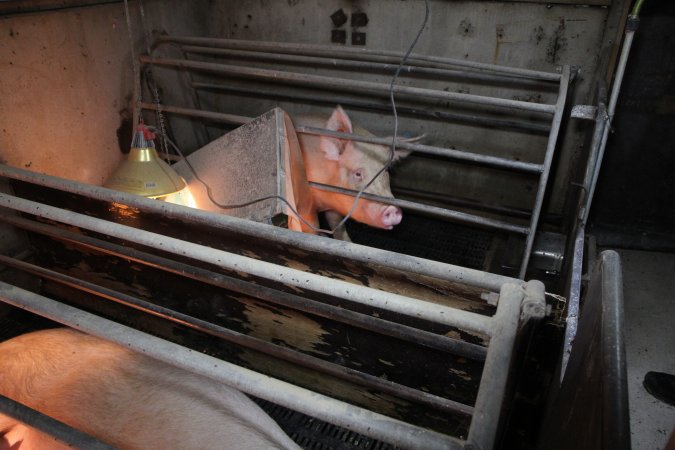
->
0, 165, 546, 449
140, 36, 573, 278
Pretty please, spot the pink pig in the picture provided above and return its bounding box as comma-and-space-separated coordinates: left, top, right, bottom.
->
0, 328, 299, 450
295, 106, 410, 241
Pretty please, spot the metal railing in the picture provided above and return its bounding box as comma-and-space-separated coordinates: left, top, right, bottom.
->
0, 164, 546, 449
139, 36, 572, 279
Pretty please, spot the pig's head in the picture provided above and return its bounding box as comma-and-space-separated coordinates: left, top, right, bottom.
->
306, 106, 410, 230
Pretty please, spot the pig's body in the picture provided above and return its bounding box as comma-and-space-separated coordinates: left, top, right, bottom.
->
294, 106, 408, 240
0, 328, 299, 450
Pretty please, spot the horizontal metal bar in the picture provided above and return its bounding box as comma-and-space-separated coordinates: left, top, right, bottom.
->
0, 394, 115, 450
156, 36, 561, 82
0, 192, 494, 336
296, 126, 544, 174
0, 281, 464, 450
181, 45, 558, 88
308, 182, 530, 235
141, 101, 546, 171
0, 213, 488, 360
0, 254, 473, 417
0, 164, 521, 292
142, 102, 250, 126
141, 56, 557, 114
191, 82, 552, 134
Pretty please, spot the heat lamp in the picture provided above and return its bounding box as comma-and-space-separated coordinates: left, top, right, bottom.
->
104, 123, 185, 198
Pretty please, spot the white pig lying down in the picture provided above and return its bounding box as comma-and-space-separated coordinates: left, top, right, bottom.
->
295, 106, 413, 241
0, 328, 300, 450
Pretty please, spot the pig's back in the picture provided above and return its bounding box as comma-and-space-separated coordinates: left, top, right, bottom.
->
0, 328, 299, 450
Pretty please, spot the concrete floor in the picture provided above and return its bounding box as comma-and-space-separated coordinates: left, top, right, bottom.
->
616, 249, 675, 450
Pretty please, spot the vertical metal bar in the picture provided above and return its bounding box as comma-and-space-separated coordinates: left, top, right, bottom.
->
519, 65, 571, 279
466, 282, 526, 449
0, 282, 464, 450
0, 394, 116, 450
584, 29, 635, 225
599, 250, 629, 450
561, 226, 584, 382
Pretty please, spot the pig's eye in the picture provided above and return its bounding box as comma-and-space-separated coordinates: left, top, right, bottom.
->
353, 169, 364, 181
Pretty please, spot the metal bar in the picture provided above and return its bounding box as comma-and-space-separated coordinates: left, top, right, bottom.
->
580, 100, 608, 224
0, 394, 116, 450
0, 282, 464, 450
0, 192, 494, 336
156, 36, 561, 82
309, 182, 530, 235
393, 186, 533, 220
599, 250, 629, 450
141, 102, 251, 126
296, 126, 544, 174
191, 82, 552, 134
585, 29, 635, 225
0, 213, 488, 360
141, 101, 544, 173
518, 65, 572, 279
0, 254, 473, 417
181, 45, 558, 88
0, 164, 520, 292
561, 226, 584, 382
466, 282, 526, 449
140, 56, 557, 115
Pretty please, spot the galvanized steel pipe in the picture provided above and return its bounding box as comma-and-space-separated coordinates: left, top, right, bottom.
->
139, 56, 557, 115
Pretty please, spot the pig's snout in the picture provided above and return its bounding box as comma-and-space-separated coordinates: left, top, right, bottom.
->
381, 205, 402, 229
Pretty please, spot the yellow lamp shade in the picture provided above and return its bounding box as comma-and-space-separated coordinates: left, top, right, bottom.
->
105, 123, 185, 198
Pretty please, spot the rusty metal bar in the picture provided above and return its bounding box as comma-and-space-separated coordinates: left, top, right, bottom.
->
309, 182, 530, 235
0, 254, 473, 417
0, 281, 464, 450
0, 191, 494, 336
518, 65, 572, 279
0, 213, 488, 361
140, 56, 557, 115
155, 35, 561, 82
0, 164, 521, 292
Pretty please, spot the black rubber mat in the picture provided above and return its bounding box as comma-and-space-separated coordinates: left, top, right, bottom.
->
346, 212, 495, 270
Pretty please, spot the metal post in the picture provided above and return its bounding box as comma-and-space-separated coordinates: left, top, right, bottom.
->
518, 65, 571, 279
466, 282, 526, 449
0, 192, 494, 336
0, 281, 464, 450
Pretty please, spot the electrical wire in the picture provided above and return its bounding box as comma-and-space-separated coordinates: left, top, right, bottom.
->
126, 1, 430, 236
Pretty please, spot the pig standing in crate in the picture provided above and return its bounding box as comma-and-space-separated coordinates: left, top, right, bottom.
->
0, 328, 300, 450
295, 106, 411, 241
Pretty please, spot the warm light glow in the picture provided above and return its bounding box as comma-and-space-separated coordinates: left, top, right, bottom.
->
163, 183, 198, 208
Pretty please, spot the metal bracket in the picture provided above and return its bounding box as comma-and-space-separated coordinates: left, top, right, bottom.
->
521, 280, 547, 322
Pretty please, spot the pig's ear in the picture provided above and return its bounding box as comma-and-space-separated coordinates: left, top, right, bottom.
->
321, 106, 353, 161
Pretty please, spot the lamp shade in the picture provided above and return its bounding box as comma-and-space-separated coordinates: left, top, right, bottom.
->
104, 124, 185, 198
